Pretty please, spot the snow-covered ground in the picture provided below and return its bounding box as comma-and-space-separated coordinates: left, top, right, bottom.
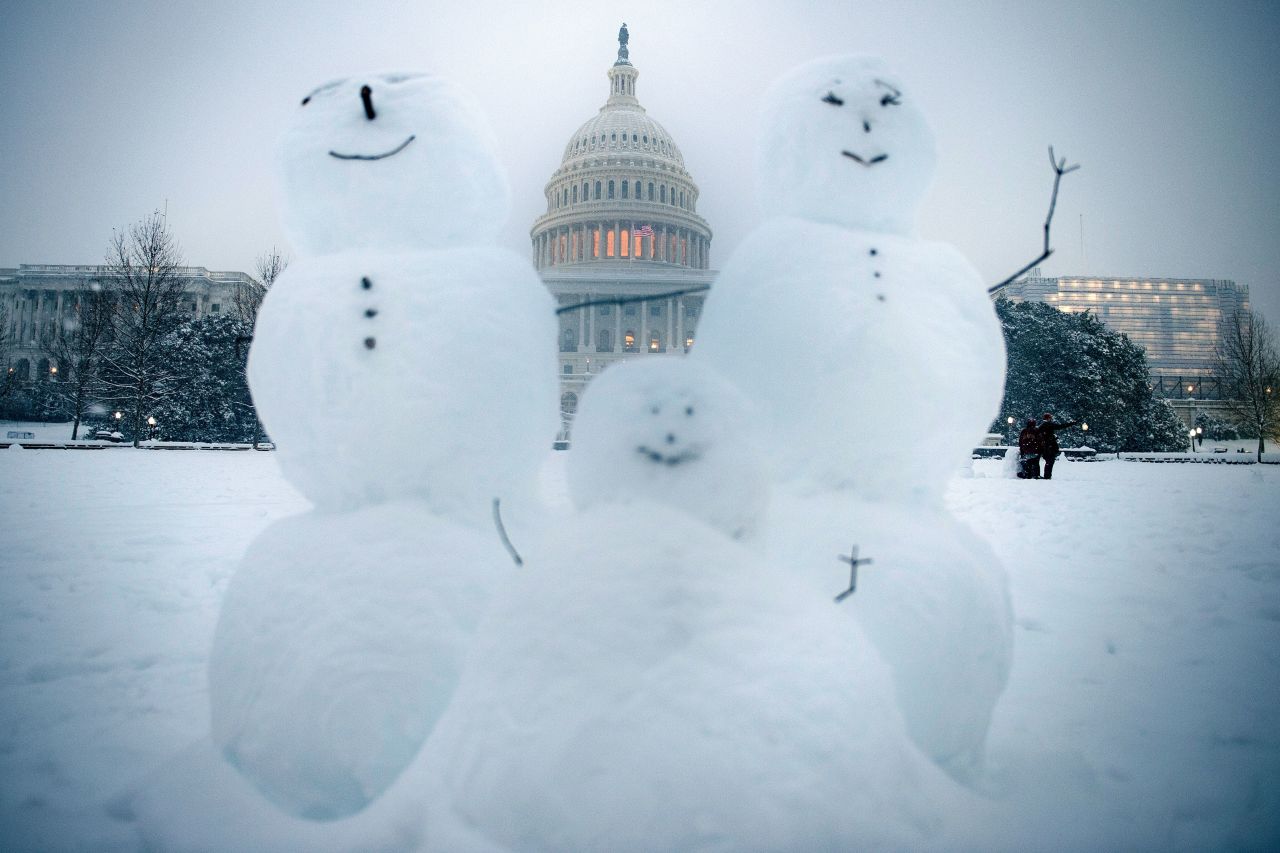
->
0, 448, 1277, 849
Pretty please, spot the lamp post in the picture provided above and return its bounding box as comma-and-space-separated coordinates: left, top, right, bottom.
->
1188, 429, 1196, 454
1195, 425, 1203, 448
1006, 415, 1015, 443
147, 415, 157, 441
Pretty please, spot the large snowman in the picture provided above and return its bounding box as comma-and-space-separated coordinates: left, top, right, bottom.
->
417, 359, 969, 851
692, 56, 1012, 779
208, 72, 558, 820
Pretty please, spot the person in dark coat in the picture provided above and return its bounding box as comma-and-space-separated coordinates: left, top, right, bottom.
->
1036, 413, 1079, 480
1017, 418, 1041, 479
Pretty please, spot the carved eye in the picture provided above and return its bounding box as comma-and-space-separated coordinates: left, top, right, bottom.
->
301, 96, 311, 106
822, 91, 844, 106
685, 406, 694, 416
650, 405, 661, 415
874, 79, 903, 107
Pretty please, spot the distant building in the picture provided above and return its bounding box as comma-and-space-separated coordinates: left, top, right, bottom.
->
533, 24, 715, 436
998, 270, 1250, 404
0, 263, 254, 381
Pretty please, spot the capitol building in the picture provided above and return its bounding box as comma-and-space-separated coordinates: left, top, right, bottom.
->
535, 24, 715, 433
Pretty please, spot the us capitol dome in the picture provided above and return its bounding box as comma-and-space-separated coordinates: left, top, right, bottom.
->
534, 24, 715, 435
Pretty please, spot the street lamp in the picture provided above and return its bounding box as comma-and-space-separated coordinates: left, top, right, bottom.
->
1195, 425, 1203, 448
1188, 429, 1196, 453
147, 415, 157, 441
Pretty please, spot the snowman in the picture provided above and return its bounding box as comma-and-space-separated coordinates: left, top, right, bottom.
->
691, 56, 1012, 778
208, 72, 558, 820
416, 359, 968, 850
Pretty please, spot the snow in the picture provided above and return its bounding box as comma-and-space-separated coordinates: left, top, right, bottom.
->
2, 450, 1277, 849
279, 73, 508, 256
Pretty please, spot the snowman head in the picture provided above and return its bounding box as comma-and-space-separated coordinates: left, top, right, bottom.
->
279, 72, 509, 255
567, 359, 767, 539
756, 55, 935, 234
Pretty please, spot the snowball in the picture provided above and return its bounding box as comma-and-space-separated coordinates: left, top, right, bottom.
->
756, 55, 936, 235
209, 501, 510, 820
767, 492, 1014, 778
693, 220, 1005, 502
248, 248, 558, 524
279, 73, 509, 255
566, 358, 767, 538
420, 502, 967, 850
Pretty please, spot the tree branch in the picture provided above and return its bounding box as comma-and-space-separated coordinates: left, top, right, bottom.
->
555, 285, 710, 316
989, 146, 1080, 295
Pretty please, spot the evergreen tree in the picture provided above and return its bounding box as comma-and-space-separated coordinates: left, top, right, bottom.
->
149, 315, 259, 442
993, 298, 1187, 452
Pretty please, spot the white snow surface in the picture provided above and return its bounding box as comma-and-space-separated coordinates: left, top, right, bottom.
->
208, 501, 510, 821
279, 72, 508, 255
693, 220, 1005, 503
754, 55, 935, 235
566, 359, 768, 539
249, 249, 557, 523
1, 450, 1278, 850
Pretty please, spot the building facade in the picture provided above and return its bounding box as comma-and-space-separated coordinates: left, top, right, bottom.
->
999, 270, 1250, 401
534, 25, 715, 435
1, 264, 253, 381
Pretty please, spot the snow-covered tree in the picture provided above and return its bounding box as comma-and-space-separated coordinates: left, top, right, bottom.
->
97, 212, 188, 446
993, 298, 1187, 452
42, 283, 116, 439
149, 315, 259, 443
1216, 309, 1280, 461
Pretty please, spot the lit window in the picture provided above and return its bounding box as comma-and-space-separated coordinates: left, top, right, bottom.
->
593, 229, 601, 258
621, 229, 629, 257
607, 230, 615, 256
649, 331, 662, 352
624, 331, 637, 351
685, 336, 694, 349
634, 234, 642, 256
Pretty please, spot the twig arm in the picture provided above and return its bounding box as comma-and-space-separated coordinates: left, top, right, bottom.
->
989, 146, 1080, 295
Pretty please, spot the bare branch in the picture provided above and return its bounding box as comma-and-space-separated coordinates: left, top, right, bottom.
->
989, 146, 1081, 295
556, 284, 710, 316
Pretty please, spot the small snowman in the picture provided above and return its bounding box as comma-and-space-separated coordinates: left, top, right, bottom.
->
691, 56, 1012, 778
209, 72, 558, 820
417, 359, 964, 850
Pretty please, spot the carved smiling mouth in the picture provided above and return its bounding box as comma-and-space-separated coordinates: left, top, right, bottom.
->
329, 135, 416, 161
841, 150, 888, 166
637, 445, 703, 467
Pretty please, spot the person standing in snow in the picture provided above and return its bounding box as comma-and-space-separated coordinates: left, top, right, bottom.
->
1036, 413, 1078, 480
1017, 418, 1041, 479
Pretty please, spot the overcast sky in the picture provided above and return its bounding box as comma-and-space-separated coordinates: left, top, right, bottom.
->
2, 0, 1278, 322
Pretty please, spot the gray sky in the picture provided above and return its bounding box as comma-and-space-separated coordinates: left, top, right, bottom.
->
2, 0, 1278, 322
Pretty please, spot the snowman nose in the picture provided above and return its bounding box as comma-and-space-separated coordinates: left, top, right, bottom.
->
360, 85, 376, 120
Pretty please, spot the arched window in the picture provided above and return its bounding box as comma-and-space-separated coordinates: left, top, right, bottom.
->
597, 328, 613, 352
607, 230, 616, 257
680, 190, 685, 208
571, 185, 578, 203
634, 181, 641, 198
643, 134, 648, 143
36, 358, 50, 380
649, 331, 663, 352
660, 186, 666, 203
594, 181, 602, 200
648, 182, 655, 200
583, 181, 589, 201
632, 133, 638, 142
560, 391, 579, 418
621, 181, 629, 199
15, 358, 29, 381
560, 327, 578, 352
620, 229, 629, 257
593, 228, 601, 258
610, 132, 616, 142
624, 331, 637, 352
685, 336, 694, 350
608, 180, 615, 199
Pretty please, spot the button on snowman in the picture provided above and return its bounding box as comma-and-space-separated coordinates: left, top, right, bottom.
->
210, 73, 557, 820
693, 56, 1012, 779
